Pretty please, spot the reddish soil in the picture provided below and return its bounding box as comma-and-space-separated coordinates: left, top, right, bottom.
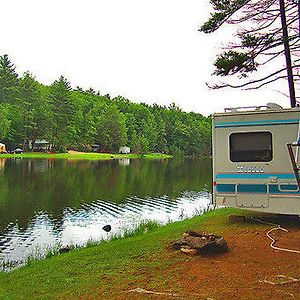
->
177, 227, 300, 299
116, 216, 300, 300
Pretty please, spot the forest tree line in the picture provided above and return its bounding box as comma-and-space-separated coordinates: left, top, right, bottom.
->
0, 54, 211, 155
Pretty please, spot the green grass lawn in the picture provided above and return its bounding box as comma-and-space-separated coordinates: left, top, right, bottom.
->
0, 152, 173, 161
0, 208, 247, 299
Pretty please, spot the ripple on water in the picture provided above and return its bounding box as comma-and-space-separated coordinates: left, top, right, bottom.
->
0, 191, 210, 271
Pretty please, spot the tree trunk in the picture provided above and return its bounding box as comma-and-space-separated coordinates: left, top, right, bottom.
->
279, 0, 296, 108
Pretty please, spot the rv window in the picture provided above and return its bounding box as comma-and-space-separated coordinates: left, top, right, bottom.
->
230, 132, 272, 162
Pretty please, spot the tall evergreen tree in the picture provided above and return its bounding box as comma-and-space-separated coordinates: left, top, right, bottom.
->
0, 54, 19, 104
0, 104, 11, 140
48, 76, 74, 151
93, 102, 127, 152
18, 72, 42, 149
0, 54, 212, 155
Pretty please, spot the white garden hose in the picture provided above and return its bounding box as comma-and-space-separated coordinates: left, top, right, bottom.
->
251, 217, 300, 254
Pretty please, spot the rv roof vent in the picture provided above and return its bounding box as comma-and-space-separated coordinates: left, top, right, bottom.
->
224, 105, 265, 112
266, 103, 283, 110
224, 103, 283, 112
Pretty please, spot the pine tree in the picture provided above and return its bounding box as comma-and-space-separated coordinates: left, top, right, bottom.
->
200, 0, 300, 105
0, 104, 11, 140
18, 72, 42, 149
48, 76, 74, 151
93, 102, 127, 152
0, 54, 19, 104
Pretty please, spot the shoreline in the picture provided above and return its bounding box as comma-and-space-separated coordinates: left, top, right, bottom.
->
0, 152, 173, 160
1, 207, 300, 298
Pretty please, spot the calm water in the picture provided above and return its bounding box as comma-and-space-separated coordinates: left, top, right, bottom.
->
0, 157, 211, 270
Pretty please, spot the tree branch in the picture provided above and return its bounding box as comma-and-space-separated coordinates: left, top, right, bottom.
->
208, 65, 300, 89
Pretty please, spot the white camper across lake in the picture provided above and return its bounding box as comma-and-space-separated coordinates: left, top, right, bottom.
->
212, 103, 300, 215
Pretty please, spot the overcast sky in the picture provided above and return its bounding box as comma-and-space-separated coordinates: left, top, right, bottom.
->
0, 0, 291, 115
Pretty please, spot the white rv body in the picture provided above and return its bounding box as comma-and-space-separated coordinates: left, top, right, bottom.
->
212, 104, 300, 215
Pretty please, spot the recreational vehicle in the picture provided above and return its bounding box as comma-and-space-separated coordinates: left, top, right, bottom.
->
212, 103, 300, 215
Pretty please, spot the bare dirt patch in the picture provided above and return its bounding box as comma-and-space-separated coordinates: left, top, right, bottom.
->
117, 216, 300, 299
175, 218, 300, 299
67, 150, 87, 155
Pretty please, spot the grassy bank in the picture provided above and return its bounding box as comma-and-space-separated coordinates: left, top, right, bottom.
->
0, 208, 251, 299
0, 152, 173, 161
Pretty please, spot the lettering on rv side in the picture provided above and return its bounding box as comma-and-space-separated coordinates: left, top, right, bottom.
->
236, 166, 264, 173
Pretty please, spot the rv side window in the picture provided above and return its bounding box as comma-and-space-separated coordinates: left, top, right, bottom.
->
230, 132, 272, 162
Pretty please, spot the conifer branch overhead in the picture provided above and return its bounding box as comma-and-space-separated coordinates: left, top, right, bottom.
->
200, 0, 300, 103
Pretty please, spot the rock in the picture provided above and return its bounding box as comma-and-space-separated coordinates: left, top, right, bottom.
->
180, 246, 198, 255
102, 225, 112, 232
59, 245, 71, 253
171, 230, 228, 255
183, 230, 202, 238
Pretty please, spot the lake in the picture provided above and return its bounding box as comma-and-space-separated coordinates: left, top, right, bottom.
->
0, 157, 211, 270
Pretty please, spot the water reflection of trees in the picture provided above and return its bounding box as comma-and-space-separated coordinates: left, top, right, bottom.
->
0, 158, 7, 172
0, 158, 211, 231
